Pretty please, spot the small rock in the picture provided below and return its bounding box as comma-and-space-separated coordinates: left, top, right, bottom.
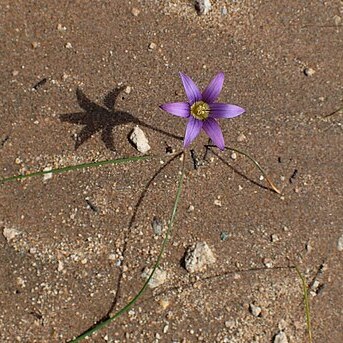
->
124, 85, 132, 94
263, 258, 273, 268
221, 6, 228, 15
65, 42, 72, 49
57, 260, 64, 272
141, 267, 167, 288
3, 228, 21, 241
337, 234, 343, 251
131, 7, 140, 16
57, 23, 67, 31
148, 42, 157, 50
43, 167, 53, 181
195, 0, 212, 15
220, 231, 229, 241
271, 234, 279, 242
187, 204, 195, 212
304, 67, 315, 76
129, 126, 151, 153
230, 152, 237, 160
152, 217, 163, 235
12, 70, 19, 77
333, 15, 341, 25
249, 303, 262, 317
184, 242, 216, 273
237, 133, 246, 142
31, 41, 39, 49
214, 199, 222, 207
274, 331, 288, 343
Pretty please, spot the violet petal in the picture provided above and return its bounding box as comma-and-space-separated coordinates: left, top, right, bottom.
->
179, 72, 202, 105
209, 103, 245, 118
184, 117, 203, 148
160, 102, 190, 117
203, 118, 225, 150
202, 72, 225, 104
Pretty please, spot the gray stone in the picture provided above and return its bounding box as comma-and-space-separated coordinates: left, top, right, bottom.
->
184, 242, 216, 273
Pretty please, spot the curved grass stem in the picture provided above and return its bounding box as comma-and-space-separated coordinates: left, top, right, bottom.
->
295, 265, 313, 343
69, 152, 186, 342
206, 144, 281, 194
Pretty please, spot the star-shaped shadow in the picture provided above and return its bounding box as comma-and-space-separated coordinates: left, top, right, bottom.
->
60, 87, 182, 151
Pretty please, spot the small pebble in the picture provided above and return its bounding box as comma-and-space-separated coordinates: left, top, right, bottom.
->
131, 7, 140, 16
57, 23, 67, 31
304, 67, 315, 76
65, 42, 72, 49
141, 267, 167, 288
195, 0, 212, 15
263, 258, 273, 268
214, 199, 222, 207
220, 231, 229, 241
337, 234, 343, 251
12, 70, 19, 76
31, 41, 39, 49
43, 167, 53, 181
124, 85, 132, 94
187, 204, 195, 212
3, 228, 21, 241
152, 217, 163, 235
249, 303, 262, 317
230, 152, 237, 160
237, 133, 246, 142
221, 6, 228, 15
129, 126, 151, 153
273, 331, 288, 343
271, 234, 279, 242
148, 42, 157, 50
184, 242, 216, 273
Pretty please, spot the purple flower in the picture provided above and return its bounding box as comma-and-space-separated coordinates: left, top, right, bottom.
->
160, 72, 245, 150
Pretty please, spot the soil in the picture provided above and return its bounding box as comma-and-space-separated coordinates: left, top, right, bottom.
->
0, 1, 342, 342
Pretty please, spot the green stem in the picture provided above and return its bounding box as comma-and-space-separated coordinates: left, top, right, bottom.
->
69, 152, 186, 342
1, 156, 150, 184
295, 265, 313, 343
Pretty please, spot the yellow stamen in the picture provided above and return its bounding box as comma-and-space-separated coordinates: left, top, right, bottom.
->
190, 101, 209, 120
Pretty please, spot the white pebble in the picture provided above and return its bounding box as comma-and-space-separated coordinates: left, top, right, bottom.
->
3, 228, 21, 241
129, 126, 151, 153
337, 234, 343, 251
273, 331, 288, 343
141, 267, 167, 288
184, 242, 216, 273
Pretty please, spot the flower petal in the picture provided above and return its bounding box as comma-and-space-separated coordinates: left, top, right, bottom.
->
209, 103, 245, 118
202, 72, 225, 104
179, 72, 202, 104
159, 102, 190, 117
184, 117, 203, 148
202, 118, 225, 150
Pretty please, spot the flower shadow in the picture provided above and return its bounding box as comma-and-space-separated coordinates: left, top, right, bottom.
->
59, 87, 183, 151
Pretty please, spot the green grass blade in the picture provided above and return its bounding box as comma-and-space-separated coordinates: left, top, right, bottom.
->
295, 265, 313, 343
69, 153, 186, 342
0, 155, 150, 184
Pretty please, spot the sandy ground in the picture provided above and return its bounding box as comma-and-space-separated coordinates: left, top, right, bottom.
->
0, 1, 342, 342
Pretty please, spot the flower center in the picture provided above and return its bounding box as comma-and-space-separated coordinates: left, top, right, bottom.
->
190, 101, 209, 120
